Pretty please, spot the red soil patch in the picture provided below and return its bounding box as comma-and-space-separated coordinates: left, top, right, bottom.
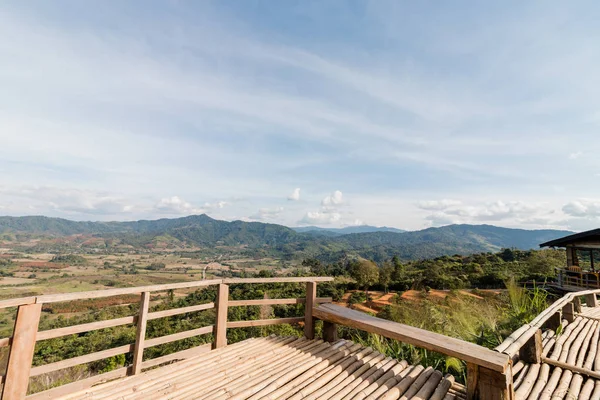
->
20, 261, 67, 269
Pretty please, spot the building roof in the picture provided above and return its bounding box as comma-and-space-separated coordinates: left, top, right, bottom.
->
540, 228, 600, 248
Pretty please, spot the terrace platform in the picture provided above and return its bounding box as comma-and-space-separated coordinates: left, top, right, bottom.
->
0, 278, 512, 400
53, 335, 466, 400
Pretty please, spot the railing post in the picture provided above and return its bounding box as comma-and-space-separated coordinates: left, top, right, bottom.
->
562, 302, 575, 323
467, 362, 514, 400
131, 291, 150, 375
543, 311, 562, 330
323, 321, 338, 342
304, 281, 317, 340
213, 283, 229, 349
573, 297, 582, 313
586, 293, 598, 308
2, 303, 42, 400
519, 329, 542, 364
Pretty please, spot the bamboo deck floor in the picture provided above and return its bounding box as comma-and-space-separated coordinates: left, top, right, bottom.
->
512, 316, 600, 399
581, 306, 600, 320
56, 335, 465, 400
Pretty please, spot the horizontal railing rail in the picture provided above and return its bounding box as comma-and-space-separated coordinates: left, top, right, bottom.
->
495, 287, 600, 366
554, 266, 600, 289
0, 277, 334, 400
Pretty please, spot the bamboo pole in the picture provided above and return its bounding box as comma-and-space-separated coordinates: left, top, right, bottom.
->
351, 360, 409, 400
284, 346, 375, 400
160, 338, 324, 400
167, 338, 327, 400
316, 354, 388, 400
88, 336, 280, 400
144, 337, 309, 400
376, 365, 425, 400
430, 374, 456, 400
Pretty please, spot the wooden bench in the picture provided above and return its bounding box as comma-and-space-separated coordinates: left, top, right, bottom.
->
312, 303, 513, 400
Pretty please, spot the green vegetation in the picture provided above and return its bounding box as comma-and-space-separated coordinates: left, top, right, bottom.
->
50, 254, 87, 265
305, 248, 565, 291
0, 215, 572, 261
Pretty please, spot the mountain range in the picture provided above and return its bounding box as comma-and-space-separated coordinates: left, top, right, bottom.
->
292, 225, 406, 236
0, 215, 574, 261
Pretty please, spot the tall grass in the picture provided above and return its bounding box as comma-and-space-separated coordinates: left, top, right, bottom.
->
343, 283, 552, 384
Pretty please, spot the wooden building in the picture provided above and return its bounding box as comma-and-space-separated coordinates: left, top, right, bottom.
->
541, 228, 600, 291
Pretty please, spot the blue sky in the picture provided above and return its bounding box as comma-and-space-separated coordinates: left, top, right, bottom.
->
1, 1, 600, 231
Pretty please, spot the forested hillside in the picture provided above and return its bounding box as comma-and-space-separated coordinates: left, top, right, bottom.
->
0, 215, 573, 261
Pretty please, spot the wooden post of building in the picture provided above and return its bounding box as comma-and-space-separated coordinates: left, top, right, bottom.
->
2, 303, 43, 400
323, 321, 338, 342
563, 302, 575, 323
131, 291, 150, 375
566, 246, 574, 267
519, 329, 543, 364
304, 281, 317, 340
213, 283, 229, 349
467, 362, 514, 400
587, 293, 599, 308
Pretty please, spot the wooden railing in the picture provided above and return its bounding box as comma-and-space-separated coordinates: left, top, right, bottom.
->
495, 288, 600, 364
311, 303, 513, 400
0, 277, 333, 400
555, 267, 600, 289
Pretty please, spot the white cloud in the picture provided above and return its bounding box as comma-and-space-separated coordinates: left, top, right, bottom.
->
321, 190, 343, 207
299, 211, 341, 225
563, 200, 600, 217
155, 196, 204, 215
0, 186, 134, 216
418, 198, 554, 227
287, 188, 301, 201
417, 199, 462, 211
569, 152, 583, 160
204, 201, 228, 209
249, 207, 284, 221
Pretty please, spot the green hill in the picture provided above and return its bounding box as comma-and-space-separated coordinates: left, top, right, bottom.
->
0, 215, 574, 260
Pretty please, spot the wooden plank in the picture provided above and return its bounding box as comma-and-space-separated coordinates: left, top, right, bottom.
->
29, 344, 133, 377
35, 279, 222, 303
0, 296, 36, 310
140, 343, 211, 369
25, 366, 130, 400
222, 277, 333, 284
312, 304, 509, 372
36, 316, 136, 341
143, 325, 213, 348
226, 317, 304, 328
147, 302, 214, 320
213, 283, 229, 349
2, 303, 42, 400
304, 281, 317, 339
229, 298, 304, 306
131, 291, 150, 375
228, 297, 332, 306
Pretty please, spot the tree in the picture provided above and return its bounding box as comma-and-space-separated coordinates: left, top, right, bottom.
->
392, 255, 406, 282
379, 262, 394, 293
350, 259, 379, 295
